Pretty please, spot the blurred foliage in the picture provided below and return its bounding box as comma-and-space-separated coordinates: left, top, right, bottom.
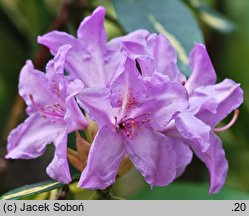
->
132, 182, 249, 200
0, 0, 249, 200
113, 0, 203, 76
185, 0, 235, 33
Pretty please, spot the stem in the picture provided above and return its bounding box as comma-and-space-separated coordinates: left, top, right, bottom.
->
95, 186, 125, 200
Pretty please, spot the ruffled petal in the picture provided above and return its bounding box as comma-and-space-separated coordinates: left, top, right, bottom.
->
121, 41, 155, 77
186, 43, 216, 93
38, 31, 79, 56
65, 95, 88, 132
19, 60, 56, 111
6, 114, 65, 159
174, 112, 211, 152
76, 87, 114, 127
110, 57, 147, 111
138, 81, 188, 131
191, 132, 228, 193
173, 139, 193, 178
105, 30, 150, 83
147, 34, 186, 82
64, 79, 88, 131
76, 6, 107, 87
126, 127, 176, 187
144, 72, 169, 88
194, 79, 243, 127
46, 127, 71, 184
107, 29, 149, 49
77, 6, 106, 43
46, 44, 71, 100
78, 126, 125, 189
38, 30, 99, 87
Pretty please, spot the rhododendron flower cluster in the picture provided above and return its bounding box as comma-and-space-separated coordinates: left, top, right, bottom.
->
6, 6, 243, 193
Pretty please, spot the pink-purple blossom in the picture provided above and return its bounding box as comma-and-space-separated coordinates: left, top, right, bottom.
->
76, 56, 188, 189
5, 6, 244, 193
6, 45, 88, 183
119, 31, 243, 193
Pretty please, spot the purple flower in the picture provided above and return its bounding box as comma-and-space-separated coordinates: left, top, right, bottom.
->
38, 6, 152, 88
5, 45, 88, 183
38, 6, 110, 88
164, 44, 243, 193
5, 4, 243, 194
120, 33, 243, 193
76, 56, 189, 189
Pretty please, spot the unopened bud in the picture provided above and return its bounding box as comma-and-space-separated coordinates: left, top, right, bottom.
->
85, 114, 98, 143
67, 131, 90, 172
117, 155, 133, 177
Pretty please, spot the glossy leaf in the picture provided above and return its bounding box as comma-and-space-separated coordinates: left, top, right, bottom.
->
0, 175, 80, 200
132, 182, 249, 200
112, 0, 203, 76
186, 0, 235, 33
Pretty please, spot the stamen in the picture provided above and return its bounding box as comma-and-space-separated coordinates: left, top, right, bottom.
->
29, 94, 65, 119
122, 112, 151, 124
45, 104, 64, 114
213, 109, 239, 132
115, 112, 151, 137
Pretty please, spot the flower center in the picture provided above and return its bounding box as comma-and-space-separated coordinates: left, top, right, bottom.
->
115, 112, 151, 137
29, 94, 66, 123
213, 109, 239, 132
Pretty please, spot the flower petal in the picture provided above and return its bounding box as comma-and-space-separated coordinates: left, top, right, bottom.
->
38, 31, 79, 56
76, 87, 114, 127
78, 126, 125, 189
105, 30, 150, 83
144, 72, 169, 88
110, 57, 147, 111
38, 7, 108, 88
173, 139, 193, 178
46, 44, 72, 99
126, 127, 176, 187
191, 132, 228, 193
46, 128, 71, 184
186, 43, 216, 93
107, 29, 150, 49
77, 6, 106, 44
65, 95, 88, 132
76, 6, 107, 87
147, 34, 186, 82
64, 79, 88, 131
140, 81, 189, 131
6, 114, 64, 159
19, 60, 56, 112
174, 112, 211, 152
194, 79, 243, 127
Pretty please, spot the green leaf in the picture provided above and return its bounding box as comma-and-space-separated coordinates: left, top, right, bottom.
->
0, 175, 80, 200
131, 182, 249, 200
112, 0, 203, 76
186, 0, 235, 33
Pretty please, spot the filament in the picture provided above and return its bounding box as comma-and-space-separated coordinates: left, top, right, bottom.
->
213, 109, 239, 132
